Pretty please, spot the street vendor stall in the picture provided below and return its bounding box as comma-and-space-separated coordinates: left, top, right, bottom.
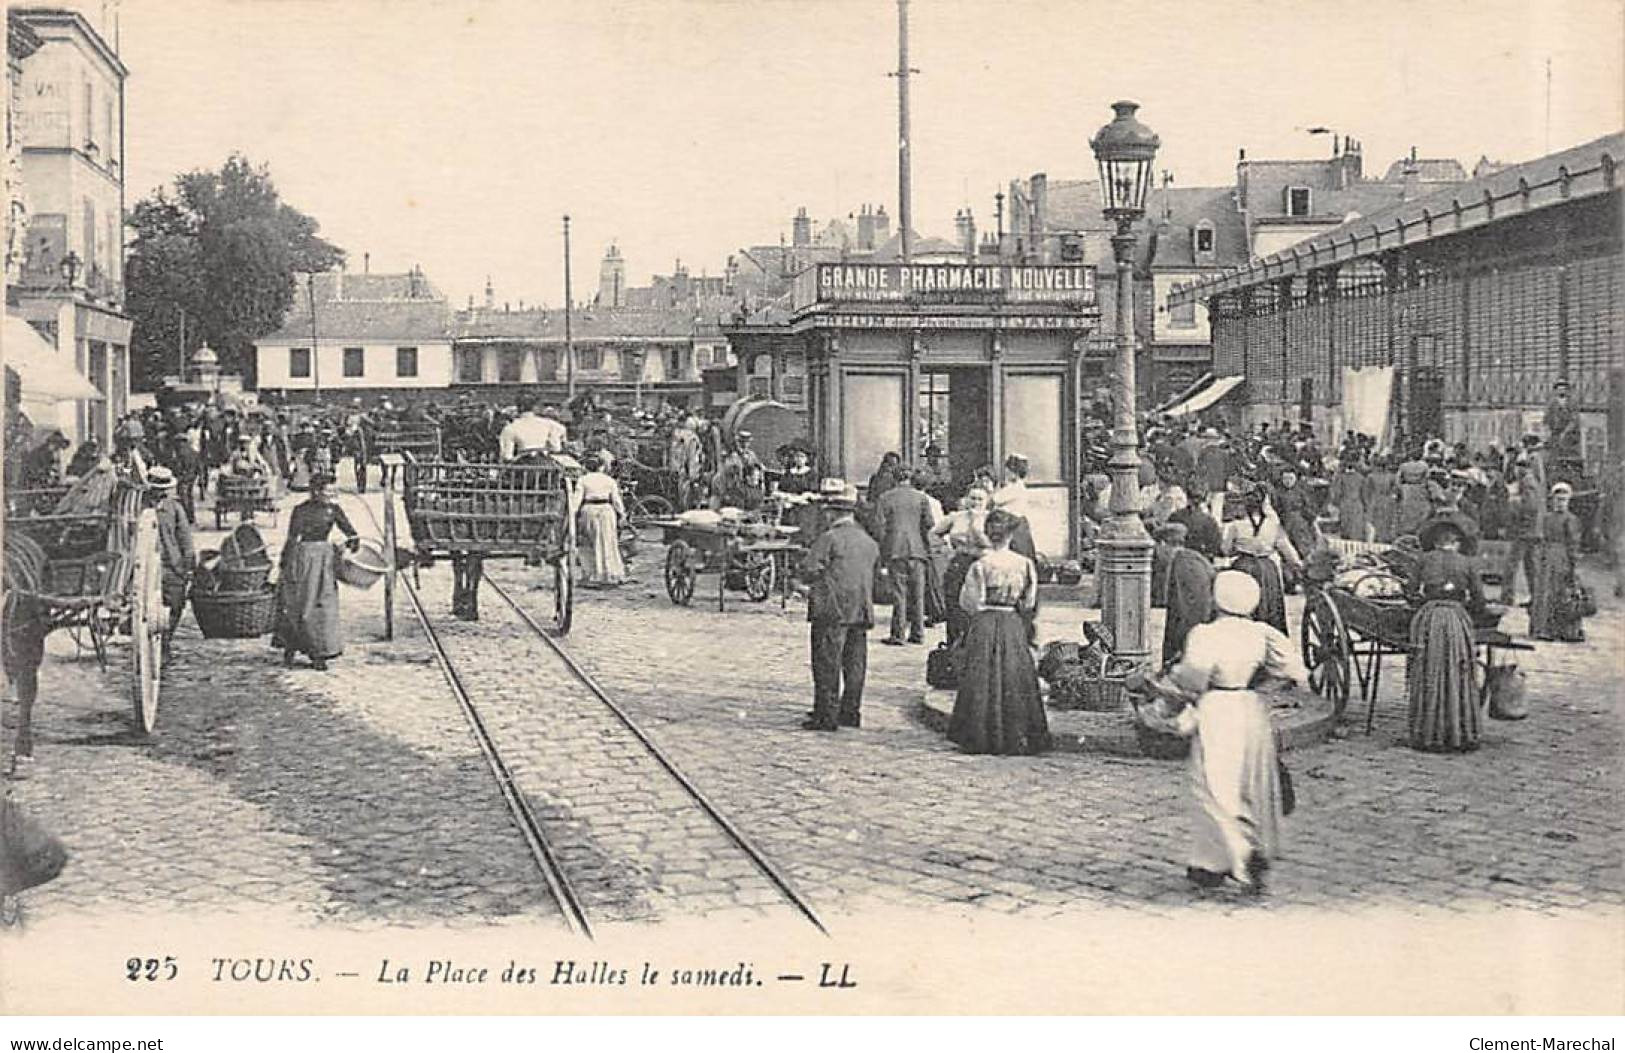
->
653, 507, 801, 611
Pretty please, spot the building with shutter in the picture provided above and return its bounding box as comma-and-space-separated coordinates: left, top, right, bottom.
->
1173, 132, 1624, 466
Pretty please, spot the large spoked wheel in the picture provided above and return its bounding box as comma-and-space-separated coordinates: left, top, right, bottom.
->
631, 495, 674, 545
742, 551, 774, 602
1300, 587, 1352, 720
129, 509, 164, 736
665, 540, 696, 605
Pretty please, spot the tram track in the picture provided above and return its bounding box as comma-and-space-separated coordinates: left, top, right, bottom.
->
345, 490, 827, 937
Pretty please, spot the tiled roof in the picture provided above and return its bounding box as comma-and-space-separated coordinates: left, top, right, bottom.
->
454, 306, 710, 342
260, 299, 453, 344
866, 231, 964, 261
1381, 158, 1469, 182
1174, 131, 1625, 302
1017, 179, 1249, 270
301, 271, 445, 303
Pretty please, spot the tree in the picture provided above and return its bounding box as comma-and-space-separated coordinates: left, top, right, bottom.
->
126, 154, 344, 391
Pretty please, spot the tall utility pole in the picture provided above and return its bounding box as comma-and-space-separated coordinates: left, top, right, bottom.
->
563, 215, 575, 400
307, 273, 321, 403
893, 0, 916, 264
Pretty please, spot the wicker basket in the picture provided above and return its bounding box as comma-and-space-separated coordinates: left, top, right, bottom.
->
335, 540, 388, 589
192, 585, 279, 639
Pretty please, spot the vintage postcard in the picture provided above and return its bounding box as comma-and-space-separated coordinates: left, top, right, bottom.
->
2, 0, 1622, 1018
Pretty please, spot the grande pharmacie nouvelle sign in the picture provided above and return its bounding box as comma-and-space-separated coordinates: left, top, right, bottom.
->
816, 263, 1096, 305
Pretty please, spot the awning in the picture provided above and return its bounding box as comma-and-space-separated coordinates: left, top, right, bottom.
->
4, 314, 102, 401
1153, 371, 1212, 414
1163, 374, 1244, 418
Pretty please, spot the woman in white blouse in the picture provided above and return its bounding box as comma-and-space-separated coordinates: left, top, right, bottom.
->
575, 454, 627, 587
1221, 485, 1302, 634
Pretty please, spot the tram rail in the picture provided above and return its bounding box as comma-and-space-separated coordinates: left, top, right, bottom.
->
346, 491, 827, 938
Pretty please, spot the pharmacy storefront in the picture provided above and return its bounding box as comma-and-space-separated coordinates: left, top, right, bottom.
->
788, 260, 1099, 558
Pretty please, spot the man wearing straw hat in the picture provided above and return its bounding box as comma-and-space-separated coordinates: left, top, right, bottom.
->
149, 466, 194, 656
800, 480, 879, 731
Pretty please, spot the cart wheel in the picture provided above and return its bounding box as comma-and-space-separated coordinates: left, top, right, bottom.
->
743, 552, 774, 602
129, 510, 163, 736
1300, 587, 1351, 720
631, 495, 674, 545
665, 540, 696, 605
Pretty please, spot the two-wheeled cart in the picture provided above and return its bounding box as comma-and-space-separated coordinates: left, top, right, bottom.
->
4, 481, 165, 735
654, 518, 801, 612
396, 456, 578, 632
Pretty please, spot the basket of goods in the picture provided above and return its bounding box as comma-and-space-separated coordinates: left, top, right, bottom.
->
194, 550, 272, 593
192, 583, 279, 639
335, 538, 389, 589
1052, 559, 1084, 586
1127, 671, 1194, 760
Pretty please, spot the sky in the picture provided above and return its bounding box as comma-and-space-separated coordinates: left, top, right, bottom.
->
105, 0, 1625, 307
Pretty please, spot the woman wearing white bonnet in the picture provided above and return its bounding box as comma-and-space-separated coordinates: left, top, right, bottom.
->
1142, 568, 1307, 893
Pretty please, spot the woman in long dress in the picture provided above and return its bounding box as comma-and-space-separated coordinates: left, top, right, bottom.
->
947, 509, 1050, 756
1160, 522, 1216, 666
576, 454, 628, 588
1395, 453, 1433, 538
1364, 456, 1399, 543
1529, 482, 1585, 641
1406, 519, 1486, 752
1332, 457, 1370, 542
1140, 570, 1307, 893
275, 474, 359, 670
1221, 487, 1302, 635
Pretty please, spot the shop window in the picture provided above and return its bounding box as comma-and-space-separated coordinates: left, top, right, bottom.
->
667, 348, 684, 377
747, 355, 772, 399
578, 346, 603, 371
343, 347, 365, 378
289, 347, 311, 379
458, 348, 484, 384
1286, 186, 1312, 217
396, 347, 418, 378
499, 347, 523, 383
535, 348, 559, 380
1002, 373, 1063, 483
844, 374, 905, 483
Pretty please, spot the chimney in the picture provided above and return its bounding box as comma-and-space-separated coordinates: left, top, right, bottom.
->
873, 204, 890, 244
856, 205, 875, 252
962, 208, 976, 260
1030, 173, 1048, 262
1400, 145, 1422, 200
484, 276, 494, 310
363, 251, 370, 274
792, 206, 812, 247
978, 232, 1000, 259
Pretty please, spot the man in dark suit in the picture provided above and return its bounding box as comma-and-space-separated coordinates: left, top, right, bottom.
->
874, 465, 936, 645
801, 483, 880, 731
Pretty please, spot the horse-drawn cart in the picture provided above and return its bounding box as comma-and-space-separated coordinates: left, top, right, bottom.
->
4, 481, 165, 736
397, 456, 578, 632
654, 517, 801, 611
1300, 549, 1532, 732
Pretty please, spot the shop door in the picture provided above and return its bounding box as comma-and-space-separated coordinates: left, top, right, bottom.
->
914, 367, 991, 499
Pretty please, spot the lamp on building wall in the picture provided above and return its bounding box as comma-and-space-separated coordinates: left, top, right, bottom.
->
1089, 99, 1159, 665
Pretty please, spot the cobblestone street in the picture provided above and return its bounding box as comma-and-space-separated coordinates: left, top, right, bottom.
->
5, 485, 1623, 932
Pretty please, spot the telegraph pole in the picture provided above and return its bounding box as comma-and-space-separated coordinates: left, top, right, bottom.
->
563, 214, 575, 400
893, 0, 916, 263
307, 273, 321, 403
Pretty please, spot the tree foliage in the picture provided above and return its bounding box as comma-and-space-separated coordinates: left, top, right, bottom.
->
126, 154, 344, 391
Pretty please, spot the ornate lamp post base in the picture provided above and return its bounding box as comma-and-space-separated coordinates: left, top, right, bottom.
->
1096, 523, 1153, 664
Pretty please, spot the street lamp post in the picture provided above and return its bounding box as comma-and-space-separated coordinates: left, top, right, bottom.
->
1089, 100, 1160, 665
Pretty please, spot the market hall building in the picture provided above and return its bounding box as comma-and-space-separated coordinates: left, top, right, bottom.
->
732, 260, 1101, 558
1172, 132, 1624, 466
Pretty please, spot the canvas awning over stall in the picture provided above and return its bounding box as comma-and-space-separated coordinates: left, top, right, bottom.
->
1161, 374, 1244, 418
3, 315, 101, 401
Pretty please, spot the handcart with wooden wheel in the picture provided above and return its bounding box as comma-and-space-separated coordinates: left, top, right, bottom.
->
396, 455, 579, 633
1299, 554, 1532, 733
654, 516, 802, 612
4, 481, 166, 736
213, 473, 277, 529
